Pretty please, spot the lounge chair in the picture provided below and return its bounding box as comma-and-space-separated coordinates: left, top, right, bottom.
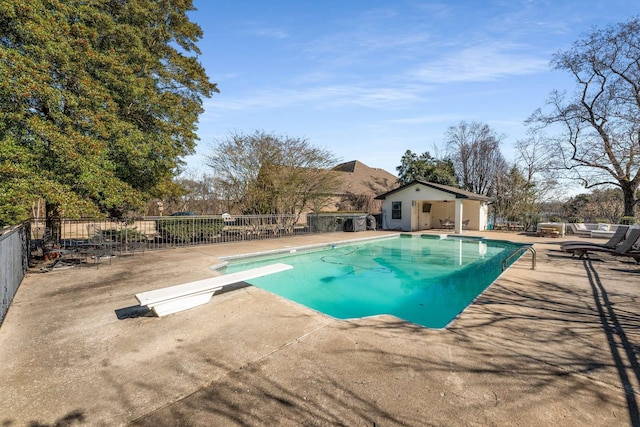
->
565, 228, 640, 261
561, 226, 629, 251
569, 223, 592, 237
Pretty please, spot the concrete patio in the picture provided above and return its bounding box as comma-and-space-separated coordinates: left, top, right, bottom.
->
0, 230, 639, 426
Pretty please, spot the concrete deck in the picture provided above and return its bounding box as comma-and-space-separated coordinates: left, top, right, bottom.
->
1, 230, 639, 426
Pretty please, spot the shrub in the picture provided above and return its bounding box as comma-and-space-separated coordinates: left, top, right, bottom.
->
156, 217, 224, 243
102, 227, 146, 243
620, 216, 638, 225
566, 217, 583, 223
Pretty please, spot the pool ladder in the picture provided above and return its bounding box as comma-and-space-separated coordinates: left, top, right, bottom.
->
502, 245, 536, 271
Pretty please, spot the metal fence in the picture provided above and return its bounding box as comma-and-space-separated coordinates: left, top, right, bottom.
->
29, 213, 371, 255
0, 213, 373, 324
0, 222, 30, 327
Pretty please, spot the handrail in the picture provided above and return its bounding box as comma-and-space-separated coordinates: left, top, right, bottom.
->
502, 245, 536, 271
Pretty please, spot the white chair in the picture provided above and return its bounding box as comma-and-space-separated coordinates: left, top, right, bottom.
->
569, 223, 591, 237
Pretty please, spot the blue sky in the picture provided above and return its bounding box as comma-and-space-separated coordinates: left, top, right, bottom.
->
184, 0, 638, 178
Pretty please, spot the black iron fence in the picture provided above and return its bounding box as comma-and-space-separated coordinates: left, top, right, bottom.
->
1, 222, 30, 327
29, 213, 372, 257
0, 213, 374, 322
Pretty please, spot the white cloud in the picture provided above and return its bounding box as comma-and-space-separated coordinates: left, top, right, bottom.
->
206, 83, 428, 111
385, 114, 465, 125
239, 20, 289, 39
251, 27, 288, 40
410, 41, 549, 83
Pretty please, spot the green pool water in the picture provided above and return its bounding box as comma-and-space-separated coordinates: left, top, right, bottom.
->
222, 234, 527, 328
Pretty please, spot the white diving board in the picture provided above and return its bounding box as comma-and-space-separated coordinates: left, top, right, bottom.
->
135, 263, 293, 317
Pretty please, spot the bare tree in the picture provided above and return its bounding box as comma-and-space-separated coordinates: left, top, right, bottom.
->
159, 173, 228, 215
527, 17, 640, 216
515, 135, 563, 198
205, 130, 340, 224
445, 121, 508, 196
559, 189, 624, 223
586, 188, 625, 222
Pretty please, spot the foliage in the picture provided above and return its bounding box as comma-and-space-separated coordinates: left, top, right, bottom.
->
155, 217, 224, 243
395, 150, 457, 186
0, 0, 217, 225
620, 216, 637, 225
205, 130, 340, 225
526, 17, 640, 216
445, 121, 508, 196
102, 227, 145, 243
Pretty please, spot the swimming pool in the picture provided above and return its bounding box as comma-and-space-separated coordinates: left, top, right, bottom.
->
221, 234, 529, 328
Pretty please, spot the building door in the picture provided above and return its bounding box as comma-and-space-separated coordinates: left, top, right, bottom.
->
412, 201, 431, 231
420, 201, 431, 230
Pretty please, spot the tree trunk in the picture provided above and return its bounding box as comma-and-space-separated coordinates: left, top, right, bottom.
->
44, 201, 61, 244
621, 182, 637, 217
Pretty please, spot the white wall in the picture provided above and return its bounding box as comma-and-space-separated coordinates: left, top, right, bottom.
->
380, 183, 488, 231
380, 183, 425, 230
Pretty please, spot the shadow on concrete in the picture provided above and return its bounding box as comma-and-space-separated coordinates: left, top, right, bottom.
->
420, 257, 640, 426
13, 409, 85, 427
127, 355, 420, 426
115, 305, 152, 319
583, 258, 640, 426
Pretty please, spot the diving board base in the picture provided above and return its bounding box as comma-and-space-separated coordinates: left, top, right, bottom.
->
150, 292, 216, 317
135, 263, 293, 317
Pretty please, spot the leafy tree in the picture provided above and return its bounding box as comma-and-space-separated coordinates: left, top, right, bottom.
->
445, 121, 508, 196
527, 17, 640, 216
396, 150, 457, 186
205, 130, 340, 224
0, 0, 217, 224
559, 193, 591, 221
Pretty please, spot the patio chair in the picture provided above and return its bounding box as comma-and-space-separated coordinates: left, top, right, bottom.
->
561, 226, 629, 251
565, 228, 640, 261
79, 224, 116, 266
440, 219, 454, 229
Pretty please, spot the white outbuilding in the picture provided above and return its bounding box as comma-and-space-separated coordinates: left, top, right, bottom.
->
375, 180, 491, 234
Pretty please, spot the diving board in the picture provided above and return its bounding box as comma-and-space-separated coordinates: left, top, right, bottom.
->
135, 263, 293, 317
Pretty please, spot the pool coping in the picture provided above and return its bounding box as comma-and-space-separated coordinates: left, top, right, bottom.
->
211, 232, 403, 270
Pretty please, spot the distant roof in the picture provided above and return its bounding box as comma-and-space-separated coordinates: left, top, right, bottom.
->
375, 179, 491, 201
332, 160, 398, 196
